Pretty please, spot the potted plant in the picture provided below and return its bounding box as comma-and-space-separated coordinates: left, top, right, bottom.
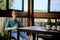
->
0, 31, 8, 40
46, 19, 51, 29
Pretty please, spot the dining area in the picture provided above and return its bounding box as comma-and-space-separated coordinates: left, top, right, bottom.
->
0, 0, 60, 40
1, 24, 60, 40
5, 23, 60, 40
16, 26, 60, 40
8, 25, 60, 40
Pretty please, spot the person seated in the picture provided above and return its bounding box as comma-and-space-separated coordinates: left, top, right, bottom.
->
5, 10, 29, 40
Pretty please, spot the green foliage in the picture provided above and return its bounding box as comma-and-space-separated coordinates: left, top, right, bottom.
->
0, 31, 8, 40
46, 19, 51, 25
0, 0, 13, 10
0, 0, 6, 10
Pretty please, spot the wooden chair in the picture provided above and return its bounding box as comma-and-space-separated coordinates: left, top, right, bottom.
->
3, 20, 16, 40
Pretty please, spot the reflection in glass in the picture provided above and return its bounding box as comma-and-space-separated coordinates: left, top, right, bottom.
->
50, 0, 60, 12
34, 0, 48, 12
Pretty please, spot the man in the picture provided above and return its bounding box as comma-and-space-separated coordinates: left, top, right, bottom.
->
5, 11, 29, 40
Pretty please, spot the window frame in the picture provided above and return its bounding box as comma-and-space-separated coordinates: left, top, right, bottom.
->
0, 0, 60, 26
33, 0, 60, 26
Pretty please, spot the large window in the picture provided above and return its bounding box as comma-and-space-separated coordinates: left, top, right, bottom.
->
34, 0, 48, 12
0, 0, 6, 10
0, 0, 60, 29
50, 0, 60, 12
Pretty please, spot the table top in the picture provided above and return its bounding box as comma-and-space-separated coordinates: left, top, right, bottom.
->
18, 26, 60, 34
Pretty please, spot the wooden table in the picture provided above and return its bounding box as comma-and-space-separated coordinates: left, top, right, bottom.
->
17, 26, 60, 40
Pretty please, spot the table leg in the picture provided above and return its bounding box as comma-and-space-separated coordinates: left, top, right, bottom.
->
32, 33, 36, 40
17, 30, 20, 40
37, 33, 38, 40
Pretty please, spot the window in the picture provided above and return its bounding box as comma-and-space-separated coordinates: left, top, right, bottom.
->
0, 0, 28, 12
9, 0, 22, 11
0, 0, 6, 10
24, 0, 28, 12
34, 18, 55, 26
50, 0, 60, 12
9, 0, 28, 12
34, 0, 48, 12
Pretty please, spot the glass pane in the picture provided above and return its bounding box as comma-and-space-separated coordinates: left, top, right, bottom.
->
24, 0, 28, 12
50, 0, 60, 12
0, 0, 6, 10
34, 18, 55, 26
34, 0, 48, 12
9, 0, 22, 10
